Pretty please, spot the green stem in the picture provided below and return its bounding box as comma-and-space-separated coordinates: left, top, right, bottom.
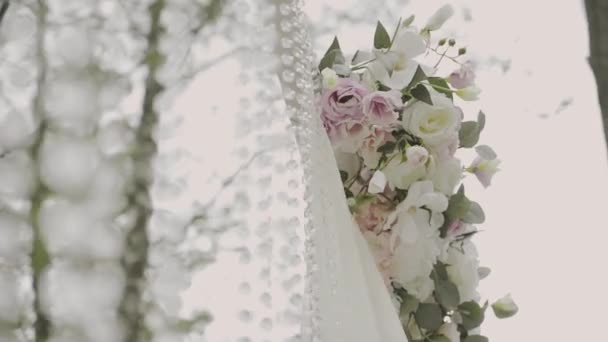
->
30, 1, 50, 340
118, 1, 165, 341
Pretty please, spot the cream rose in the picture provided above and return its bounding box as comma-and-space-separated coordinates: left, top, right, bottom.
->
402, 93, 462, 147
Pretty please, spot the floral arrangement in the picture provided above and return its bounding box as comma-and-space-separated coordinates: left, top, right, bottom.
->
317, 5, 517, 342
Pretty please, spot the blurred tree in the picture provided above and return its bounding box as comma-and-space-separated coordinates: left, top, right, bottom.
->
585, 0, 608, 148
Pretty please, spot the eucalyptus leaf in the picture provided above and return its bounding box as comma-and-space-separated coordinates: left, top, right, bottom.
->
411, 84, 433, 105
434, 279, 461, 309
434, 261, 449, 280
374, 21, 392, 49
464, 336, 489, 342
458, 301, 485, 330
478, 267, 491, 280
459, 111, 487, 148
463, 201, 485, 224
414, 303, 444, 331
459, 121, 481, 148
400, 294, 420, 320
446, 185, 471, 220
477, 111, 486, 131
475, 145, 497, 160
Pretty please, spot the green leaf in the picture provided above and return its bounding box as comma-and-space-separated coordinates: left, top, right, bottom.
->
428, 77, 453, 100
459, 111, 487, 148
459, 122, 481, 148
411, 84, 433, 105
430, 336, 451, 342
339, 170, 349, 183
434, 279, 461, 309
446, 185, 471, 220
374, 21, 392, 49
463, 201, 485, 224
477, 111, 486, 131
433, 261, 449, 280
406, 65, 428, 89
318, 37, 344, 71
399, 293, 420, 321
458, 301, 485, 330
377, 141, 397, 154
414, 303, 444, 331
344, 188, 354, 198
464, 336, 489, 342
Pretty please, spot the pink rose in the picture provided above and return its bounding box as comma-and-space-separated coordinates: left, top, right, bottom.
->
362, 90, 403, 126
321, 78, 368, 124
324, 119, 369, 153
354, 199, 391, 233
359, 127, 395, 168
448, 63, 476, 89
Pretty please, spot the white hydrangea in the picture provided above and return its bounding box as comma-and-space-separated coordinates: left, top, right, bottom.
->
0, 151, 36, 199
39, 196, 124, 260
39, 133, 101, 197
41, 263, 125, 326
0, 211, 32, 263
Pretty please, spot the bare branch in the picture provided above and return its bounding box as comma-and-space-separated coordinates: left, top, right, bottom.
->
0, 1, 9, 28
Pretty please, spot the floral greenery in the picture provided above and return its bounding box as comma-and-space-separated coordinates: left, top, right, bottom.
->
317, 5, 516, 341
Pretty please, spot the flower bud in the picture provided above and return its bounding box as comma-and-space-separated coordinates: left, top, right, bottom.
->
448, 38, 456, 47
492, 294, 519, 319
424, 4, 455, 31
458, 47, 467, 55
438, 38, 447, 46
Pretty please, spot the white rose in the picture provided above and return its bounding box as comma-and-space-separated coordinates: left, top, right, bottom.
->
426, 156, 462, 195
424, 4, 455, 31
383, 157, 427, 190
438, 322, 460, 342
442, 240, 480, 303
402, 93, 462, 147
405, 145, 429, 167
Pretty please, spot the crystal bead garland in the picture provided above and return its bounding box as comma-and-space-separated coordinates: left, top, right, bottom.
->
0, 1, 38, 339
27, 1, 145, 340
274, 0, 327, 340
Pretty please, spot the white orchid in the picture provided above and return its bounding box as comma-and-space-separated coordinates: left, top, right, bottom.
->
384, 180, 448, 247
385, 181, 448, 299
367, 30, 427, 90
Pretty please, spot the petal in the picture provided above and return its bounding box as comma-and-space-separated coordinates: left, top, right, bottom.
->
392, 31, 426, 58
